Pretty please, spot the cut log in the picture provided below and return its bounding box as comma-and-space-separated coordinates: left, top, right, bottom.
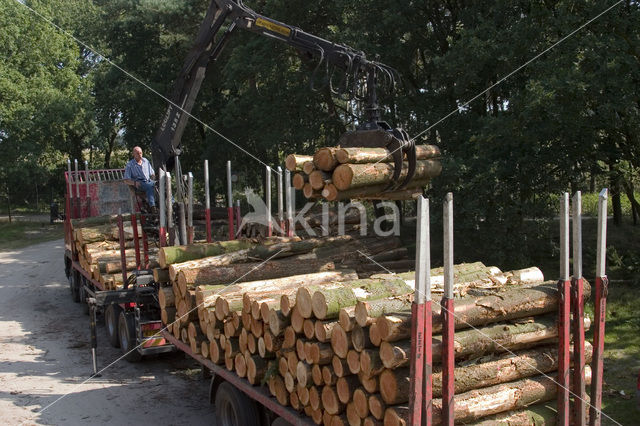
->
177, 258, 335, 289
315, 320, 338, 343
309, 342, 333, 365
332, 355, 349, 378
302, 161, 315, 175
234, 353, 247, 378
352, 388, 370, 419
346, 402, 361, 426
322, 365, 338, 386
335, 145, 440, 165
158, 239, 255, 267
293, 173, 308, 190
467, 402, 559, 425
351, 325, 372, 352
367, 394, 385, 420
330, 325, 352, 358
303, 319, 316, 339
303, 183, 322, 199
309, 386, 322, 410
359, 349, 384, 377
169, 249, 251, 281
309, 170, 332, 190
161, 307, 176, 325
322, 385, 346, 415
297, 383, 310, 406
246, 355, 267, 385
313, 147, 340, 171
379, 368, 411, 404
332, 160, 442, 191
311, 364, 324, 387
339, 307, 357, 332
286, 154, 314, 172
268, 309, 290, 336
346, 350, 360, 374
297, 361, 312, 387
358, 372, 378, 394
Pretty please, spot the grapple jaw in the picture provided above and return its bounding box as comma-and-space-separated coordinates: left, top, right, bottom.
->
338, 124, 417, 191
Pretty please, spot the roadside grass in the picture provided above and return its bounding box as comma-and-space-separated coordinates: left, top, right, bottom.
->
0, 221, 63, 251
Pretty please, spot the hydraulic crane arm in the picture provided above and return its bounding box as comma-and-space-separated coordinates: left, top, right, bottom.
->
151, 0, 416, 190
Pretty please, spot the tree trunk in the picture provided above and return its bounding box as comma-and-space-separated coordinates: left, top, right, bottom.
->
177, 258, 335, 289
335, 145, 440, 165
168, 249, 251, 281
314, 147, 340, 171
286, 154, 314, 172
158, 239, 256, 267
332, 160, 442, 191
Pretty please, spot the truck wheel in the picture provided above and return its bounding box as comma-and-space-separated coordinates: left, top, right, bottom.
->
71, 270, 81, 303
118, 312, 142, 362
214, 382, 260, 426
105, 304, 122, 348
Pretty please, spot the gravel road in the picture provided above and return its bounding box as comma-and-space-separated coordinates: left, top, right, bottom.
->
0, 239, 217, 425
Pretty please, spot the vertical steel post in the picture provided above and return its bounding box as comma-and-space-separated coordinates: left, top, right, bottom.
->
159, 169, 167, 247
204, 160, 212, 242
285, 170, 293, 237
558, 192, 571, 426
277, 166, 284, 235
84, 160, 90, 217
441, 192, 455, 426
187, 172, 194, 244
74, 159, 80, 219
589, 189, 608, 426
409, 196, 430, 425
166, 172, 174, 246
266, 166, 272, 237
572, 191, 586, 426
227, 160, 235, 240
131, 209, 141, 269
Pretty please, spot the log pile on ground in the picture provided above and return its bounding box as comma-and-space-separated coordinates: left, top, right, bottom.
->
286, 145, 442, 201
71, 215, 159, 290
158, 252, 589, 425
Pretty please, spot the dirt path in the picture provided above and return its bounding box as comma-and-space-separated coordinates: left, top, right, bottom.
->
0, 240, 217, 425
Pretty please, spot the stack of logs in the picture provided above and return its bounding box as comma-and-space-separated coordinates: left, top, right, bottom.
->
286, 145, 442, 201
156, 241, 590, 425
71, 215, 159, 290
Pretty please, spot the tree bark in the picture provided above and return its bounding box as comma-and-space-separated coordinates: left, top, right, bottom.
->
332, 160, 442, 191
335, 145, 440, 165
158, 239, 256, 267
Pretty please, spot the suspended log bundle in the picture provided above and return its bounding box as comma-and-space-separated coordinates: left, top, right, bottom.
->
286, 144, 442, 201
154, 243, 591, 426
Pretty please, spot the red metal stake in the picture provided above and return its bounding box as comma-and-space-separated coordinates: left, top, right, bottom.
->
235, 203, 242, 235
227, 207, 235, 241
408, 302, 425, 425
572, 276, 586, 426
117, 213, 127, 286
159, 227, 167, 247
423, 299, 433, 425
558, 278, 571, 425
131, 213, 141, 269
205, 208, 212, 243
589, 276, 608, 425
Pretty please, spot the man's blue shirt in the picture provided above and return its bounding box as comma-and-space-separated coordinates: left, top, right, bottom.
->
124, 158, 154, 182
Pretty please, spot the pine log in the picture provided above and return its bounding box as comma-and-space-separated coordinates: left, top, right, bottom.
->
302, 161, 315, 175
263, 330, 283, 353
284, 371, 296, 393
303, 319, 316, 339
309, 170, 332, 190
352, 388, 371, 419
293, 173, 308, 190
234, 353, 247, 377
332, 355, 349, 378
322, 365, 338, 386
161, 307, 176, 325
346, 350, 361, 374
346, 402, 361, 426
339, 307, 357, 332
268, 309, 290, 336
330, 325, 353, 358
286, 351, 299, 375
153, 268, 170, 283
169, 249, 251, 282
367, 394, 385, 420
283, 326, 297, 349
311, 278, 413, 320
158, 286, 175, 309
297, 360, 313, 387
358, 372, 379, 393
303, 183, 322, 199
332, 160, 441, 191
351, 325, 372, 352
429, 368, 592, 424
359, 349, 384, 377
309, 342, 334, 365
297, 383, 310, 406
313, 147, 340, 171
382, 406, 409, 426
272, 376, 289, 406
322, 386, 346, 415
374, 280, 592, 341
362, 417, 382, 426
246, 355, 268, 385
335, 145, 440, 164
286, 154, 314, 172
177, 258, 335, 289
289, 391, 301, 411
309, 386, 322, 410
467, 402, 559, 425
291, 306, 305, 334
158, 239, 255, 267
315, 320, 338, 343
310, 364, 323, 387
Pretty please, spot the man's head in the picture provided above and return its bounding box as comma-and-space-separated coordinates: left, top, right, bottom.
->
132, 146, 143, 162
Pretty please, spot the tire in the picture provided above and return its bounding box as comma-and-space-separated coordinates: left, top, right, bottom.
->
71, 270, 81, 303
105, 304, 122, 348
118, 311, 142, 362
214, 382, 260, 426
